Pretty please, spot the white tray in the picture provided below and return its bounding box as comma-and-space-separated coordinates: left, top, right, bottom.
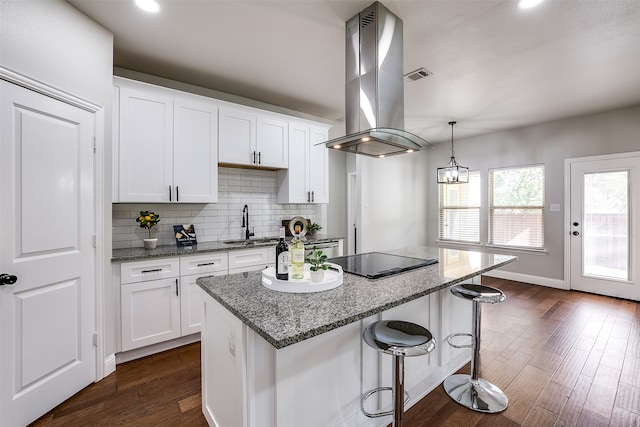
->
261, 263, 343, 293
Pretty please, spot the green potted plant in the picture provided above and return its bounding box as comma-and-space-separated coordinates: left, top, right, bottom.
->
305, 246, 328, 282
307, 222, 322, 236
136, 210, 161, 249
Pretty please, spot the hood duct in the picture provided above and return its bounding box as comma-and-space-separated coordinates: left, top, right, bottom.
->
325, 1, 430, 157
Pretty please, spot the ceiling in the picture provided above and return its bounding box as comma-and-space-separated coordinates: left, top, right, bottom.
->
67, 0, 640, 144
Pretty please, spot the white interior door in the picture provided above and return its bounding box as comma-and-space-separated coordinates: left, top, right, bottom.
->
0, 80, 96, 426
569, 154, 640, 301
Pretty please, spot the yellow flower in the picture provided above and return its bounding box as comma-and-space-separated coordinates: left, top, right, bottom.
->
145, 216, 151, 221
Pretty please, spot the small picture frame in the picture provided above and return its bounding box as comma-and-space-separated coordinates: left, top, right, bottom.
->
174, 224, 197, 247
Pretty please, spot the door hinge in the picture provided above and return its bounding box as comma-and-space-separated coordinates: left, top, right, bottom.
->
92, 333, 98, 347
93, 136, 96, 153
92, 234, 97, 247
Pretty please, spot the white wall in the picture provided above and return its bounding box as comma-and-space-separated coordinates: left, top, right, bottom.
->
113, 167, 323, 248
0, 0, 115, 364
426, 104, 640, 282
358, 150, 429, 253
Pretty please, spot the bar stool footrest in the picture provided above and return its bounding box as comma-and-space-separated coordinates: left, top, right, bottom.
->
361, 386, 410, 418
446, 333, 473, 349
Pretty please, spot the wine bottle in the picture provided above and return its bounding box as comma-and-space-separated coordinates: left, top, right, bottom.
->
289, 226, 305, 280
275, 226, 289, 280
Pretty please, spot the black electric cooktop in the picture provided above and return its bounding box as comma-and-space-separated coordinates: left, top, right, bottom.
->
329, 252, 438, 279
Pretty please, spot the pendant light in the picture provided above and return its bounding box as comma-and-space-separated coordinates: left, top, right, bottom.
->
437, 121, 469, 184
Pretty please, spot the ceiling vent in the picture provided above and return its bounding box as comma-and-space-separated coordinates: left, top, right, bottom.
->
404, 68, 433, 83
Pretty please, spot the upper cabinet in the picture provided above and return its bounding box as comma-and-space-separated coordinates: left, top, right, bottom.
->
277, 122, 330, 204
114, 77, 218, 203
113, 76, 331, 205
219, 107, 288, 169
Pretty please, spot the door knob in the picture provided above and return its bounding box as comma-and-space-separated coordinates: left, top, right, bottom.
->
572, 231, 580, 236
0, 273, 17, 286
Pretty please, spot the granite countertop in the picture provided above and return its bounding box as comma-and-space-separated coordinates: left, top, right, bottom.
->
111, 235, 344, 263
197, 247, 517, 349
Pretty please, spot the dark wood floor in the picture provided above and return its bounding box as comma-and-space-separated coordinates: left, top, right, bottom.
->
31, 277, 640, 426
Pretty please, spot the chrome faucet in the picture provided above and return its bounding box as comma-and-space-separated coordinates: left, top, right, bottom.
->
242, 204, 254, 240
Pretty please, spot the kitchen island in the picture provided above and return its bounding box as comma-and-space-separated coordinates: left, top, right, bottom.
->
197, 247, 516, 427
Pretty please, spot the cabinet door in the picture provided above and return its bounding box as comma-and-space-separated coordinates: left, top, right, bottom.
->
180, 271, 227, 336
174, 96, 218, 203
121, 278, 181, 351
308, 127, 329, 203
277, 123, 309, 203
218, 107, 256, 166
118, 86, 174, 202
257, 116, 288, 168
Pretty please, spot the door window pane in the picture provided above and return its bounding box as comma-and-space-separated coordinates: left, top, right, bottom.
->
583, 171, 629, 280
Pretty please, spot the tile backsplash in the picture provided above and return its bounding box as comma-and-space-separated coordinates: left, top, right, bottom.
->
113, 167, 324, 249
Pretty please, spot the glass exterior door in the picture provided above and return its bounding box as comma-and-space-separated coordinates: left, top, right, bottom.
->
569, 156, 639, 300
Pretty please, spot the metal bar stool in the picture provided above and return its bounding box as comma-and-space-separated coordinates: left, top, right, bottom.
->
443, 283, 508, 413
361, 320, 436, 427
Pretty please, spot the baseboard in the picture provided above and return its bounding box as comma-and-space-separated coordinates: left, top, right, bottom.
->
115, 333, 201, 364
483, 270, 568, 290
103, 353, 116, 377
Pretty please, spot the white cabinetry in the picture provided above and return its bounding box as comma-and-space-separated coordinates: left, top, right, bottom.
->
114, 77, 218, 203
219, 107, 288, 169
228, 247, 274, 274
120, 258, 181, 351
120, 253, 230, 352
277, 122, 330, 203
179, 253, 228, 336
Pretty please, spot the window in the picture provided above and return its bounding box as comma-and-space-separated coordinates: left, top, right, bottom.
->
439, 170, 481, 243
489, 165, 545, 249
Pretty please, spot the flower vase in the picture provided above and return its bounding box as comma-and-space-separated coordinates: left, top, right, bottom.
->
143, 238, 158, 249
310, 269, 325, 283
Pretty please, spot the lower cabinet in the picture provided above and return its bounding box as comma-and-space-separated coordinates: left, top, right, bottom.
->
121, 277, 181, 352
120, 253, 228, 352
228, 246, 275, 274
179, 252, 229, 336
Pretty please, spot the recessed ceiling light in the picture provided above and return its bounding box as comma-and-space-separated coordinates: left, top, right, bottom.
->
135, 0, 160, 13
518, 0, 544, 9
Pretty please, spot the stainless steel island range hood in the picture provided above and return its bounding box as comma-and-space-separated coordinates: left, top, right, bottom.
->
325, 1, 430, 158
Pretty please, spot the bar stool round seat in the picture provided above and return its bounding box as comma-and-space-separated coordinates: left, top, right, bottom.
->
362, 320, 436, 427
444, 283, 508, 413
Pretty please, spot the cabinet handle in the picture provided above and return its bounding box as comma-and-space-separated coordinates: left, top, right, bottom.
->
258, 152, 261, 164
252, 151, 256, 164
307, 191, 311, 203
312, 191, 315, 202
141, 268, 162, 274
169, 185, 172, 201
197, 262, 216, 267
175, 278, 179, 296
176, 186, 179, 202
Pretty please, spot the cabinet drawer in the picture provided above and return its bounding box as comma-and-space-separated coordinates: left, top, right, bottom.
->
121, 258, 179, 284
180, 252, 228, 276
228, 247, 274, 271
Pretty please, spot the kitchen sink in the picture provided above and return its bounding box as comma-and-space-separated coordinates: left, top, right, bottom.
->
222, 238, 279, 246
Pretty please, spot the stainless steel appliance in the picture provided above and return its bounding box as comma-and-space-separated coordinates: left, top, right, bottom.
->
329, 252, 437, 279
324, 1, 432, 157
310, 240, 341, 259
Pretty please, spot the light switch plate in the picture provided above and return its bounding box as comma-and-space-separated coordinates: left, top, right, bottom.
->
550, 204, 560, 212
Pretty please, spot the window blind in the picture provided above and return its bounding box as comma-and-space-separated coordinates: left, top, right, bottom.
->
489, 165, 545, 249
439, 171, 481, 243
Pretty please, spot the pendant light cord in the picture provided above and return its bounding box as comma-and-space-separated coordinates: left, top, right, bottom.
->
449, 121, 457, 161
